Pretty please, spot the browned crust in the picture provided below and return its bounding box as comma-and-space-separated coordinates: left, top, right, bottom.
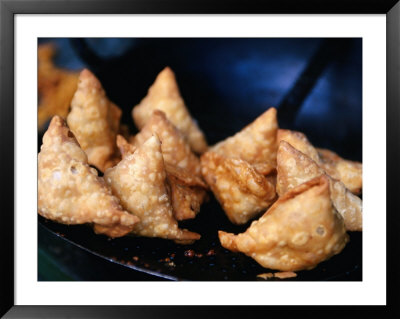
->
38, 116, 140, 238
131, 67, 208, 154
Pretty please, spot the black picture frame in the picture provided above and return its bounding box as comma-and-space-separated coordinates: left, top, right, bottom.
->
1, 0, 399, 318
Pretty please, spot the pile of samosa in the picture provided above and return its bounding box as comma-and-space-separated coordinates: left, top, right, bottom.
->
38, 49, 362, 271
202, 106, 362, 271
39, 66, 207, 244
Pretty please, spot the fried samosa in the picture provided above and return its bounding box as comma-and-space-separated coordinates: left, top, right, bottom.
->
38, 43, 80, 130
209, 107, 278, 175
38, 116, 139, 238
130, 110, 207, 220
119, 138, 208, 221
67, 69, 122, 172
132, 67, 208, 154
201, 151, 276, 224
219, 175, 349, 271
167, 172, 209, 221
317, 148, 363, 195
131, 110, 202, 177
118, 135, 207, 222
104, 135, 201, 243
277, 129, 362, 194
277, 129, 320, 162
277, 141, 362, 231
116, 134, 136, 158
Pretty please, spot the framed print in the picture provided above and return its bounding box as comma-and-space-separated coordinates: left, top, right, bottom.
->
1, 0, 399, 318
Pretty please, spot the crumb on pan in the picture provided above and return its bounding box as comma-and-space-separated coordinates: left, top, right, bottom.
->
273, 271, 297, 279
257, 271, 297, 279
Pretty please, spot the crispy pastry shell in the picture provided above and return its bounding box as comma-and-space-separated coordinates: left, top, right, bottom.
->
132, 67, 208, 153
67, 69, 122, 172
105, 135, 200, 243
201, 151, 276, 224
38, 116, 139, 238
210, 107, 278, 173
277, 141, 362, 231
219, 175, 349, 271
277, 129, 362, 194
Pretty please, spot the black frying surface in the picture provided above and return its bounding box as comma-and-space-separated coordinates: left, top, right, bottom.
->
38, 195, 362, 281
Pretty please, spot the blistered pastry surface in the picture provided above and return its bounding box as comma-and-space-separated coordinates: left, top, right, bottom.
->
38, 116, 139, 238
67, 69, 121, 172
104, 135, 200, 243
201, 152, 276, 224
132, 67, 208, 153
210, 107, 278, 170
132, 110, 202, 177
219, 176, 349, 271
277, 141, 362, 231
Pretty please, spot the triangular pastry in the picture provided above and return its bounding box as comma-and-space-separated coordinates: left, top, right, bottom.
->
317, 148, 362, 195
117, 134, 136, 158
209, 107, 278, 175
104, 135, 201, 243
201, 151, 276, 224
131, 110, 202, 177
130, 110, 208, 220
38, 116, 139, 238
219, 175, 349, 271
132, 67, 208, 154
67, 69, 122, 172
118, 131, 207, 221
167, 172, 209, 221
277, 141, 362, 231
277, 129, 362, 194
277, 129, 320, 163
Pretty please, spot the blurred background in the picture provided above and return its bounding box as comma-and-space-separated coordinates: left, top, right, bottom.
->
38, 38, 362, 280
38, 37, 362, 160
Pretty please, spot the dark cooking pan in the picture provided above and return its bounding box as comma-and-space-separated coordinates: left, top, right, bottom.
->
38, 38, 362, 281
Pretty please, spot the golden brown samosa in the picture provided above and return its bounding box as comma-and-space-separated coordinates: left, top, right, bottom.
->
219, 175, 349, 271
277, 141, 362, 231
132, 67, 208, 154
130, 110, 208, 220
201, 151, 276, 224
104, 135, 200, 243
317, 148, 363, 195
118, 132, 207, 221
67, 69, 122, 172
167, 172, 209, 221
277, 129, 320, 163
131, 110, 202, 177
38, 116, 139, 238
277, 129, 362, 194
38, 43, 79, 130
209, 107, 278, 175
116, 134, 136, 158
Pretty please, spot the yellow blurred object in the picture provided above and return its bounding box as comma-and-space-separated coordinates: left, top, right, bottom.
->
38, 43, 80, 130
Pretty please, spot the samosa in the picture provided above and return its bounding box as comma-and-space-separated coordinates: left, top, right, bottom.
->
130, 110, 208, 220
104, 135, 200, 243
209, 107, 278, 175
219, 175, 348, 271
132, 67, 208, 154
201, 151, 276, 224
67, 69, 122, 172
277, 141, 362, 231
38, 116, 139, 238
277, 129, 362, 194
